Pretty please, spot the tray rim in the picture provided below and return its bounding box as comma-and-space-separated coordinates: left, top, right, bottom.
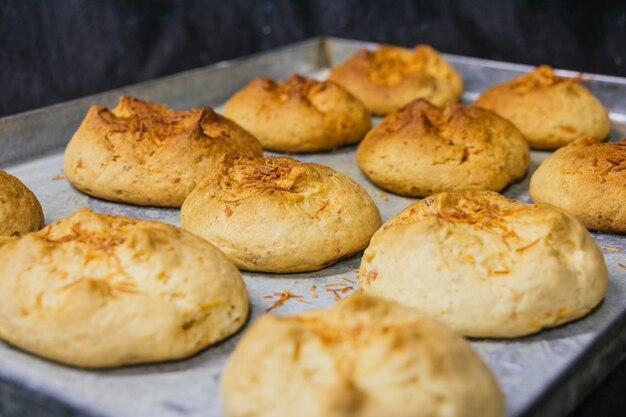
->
0, 36, 625, 417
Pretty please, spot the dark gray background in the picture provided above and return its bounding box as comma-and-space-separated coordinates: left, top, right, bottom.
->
1, 0, 625, 117
0, 1, 625, 416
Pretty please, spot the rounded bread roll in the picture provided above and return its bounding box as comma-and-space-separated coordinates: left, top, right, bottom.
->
530, 136, 626, 233
0, 170, 44, 243
181, 155, 382, 273
328, 44, 463, 116
0, 208, 248, 367
221, 294, 505, 417
473, 65, 611, 149
356, 99, 529, 196
359, 191, 608, 338
223, 74, 371, 152
63, 96, 263, 207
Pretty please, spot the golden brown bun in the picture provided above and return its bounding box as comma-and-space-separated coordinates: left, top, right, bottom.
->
356, 99, 529, 197
530, 136, 626, 233
181, 155, 381, 273
328, 44, 463, 116
221, 294, 505, 417
473, 66, 611, 149
0, 170, 44, 243
63, 96, 263, 207
223, 74, 371, 152
359, 191, 608, 338
0, 208, 248, 367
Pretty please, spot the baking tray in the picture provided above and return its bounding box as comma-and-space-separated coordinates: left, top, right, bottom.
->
0, 37, 625, 417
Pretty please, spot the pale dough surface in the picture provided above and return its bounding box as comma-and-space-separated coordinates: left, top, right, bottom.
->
359, 191, 608, 338
181, 155, 381, 273
221, 294, 505, 417
0, 208, 248, 367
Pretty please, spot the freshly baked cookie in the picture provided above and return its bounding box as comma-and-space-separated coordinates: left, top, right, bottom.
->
473, 65, 611, 150
63, 96, 263, 207
223, 74, 371, 152
356, 99, 529, 197
0, 208, 248, 367
359, 191, 608, 338
180, 155, 381, 273
530, 136, 626, 233
221, 294, 505, 417
328, 44, 463, 115
0, 170, 44, 243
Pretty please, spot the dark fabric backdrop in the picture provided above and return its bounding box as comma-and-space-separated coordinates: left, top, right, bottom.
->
1, 0, 625, 116
1, 1, 626, 416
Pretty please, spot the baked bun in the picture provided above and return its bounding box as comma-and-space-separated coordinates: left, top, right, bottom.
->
359, 191, 608, 338
473, 65, 611, 150
530, 136, 626, 233
181, 155, 381, 273
356, 99, 529, 196
0, 170, 44, 243
221, 294, 505, 417
328, 44, 463, 116
0, 208, 248, 367
223, 74, 371, 152
63, 96, 263, 207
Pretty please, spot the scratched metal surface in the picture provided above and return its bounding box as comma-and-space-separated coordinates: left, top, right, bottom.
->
0, 37, 625, 417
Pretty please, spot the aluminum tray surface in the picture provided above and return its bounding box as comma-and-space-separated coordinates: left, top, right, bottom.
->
0, 38, 625, 417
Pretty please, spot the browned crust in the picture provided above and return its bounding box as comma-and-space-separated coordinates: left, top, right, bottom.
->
193, 154, 331, 203
38, 209, 137, 247
63, 96, 263, 207
329, 44, 463, 115
224, 74, 371, 152
387, 190, 529, 231
530, 136, 626, 232
474, 66, 611, 150
0, 170, 45, 239
356, 99, 529, 196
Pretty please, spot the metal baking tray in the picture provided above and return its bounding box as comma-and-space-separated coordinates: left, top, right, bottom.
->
0, 37, 625, 417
